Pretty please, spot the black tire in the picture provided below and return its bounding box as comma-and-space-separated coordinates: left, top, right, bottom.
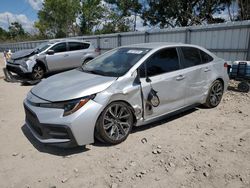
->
238, 82, 250, 93
95, 101, 134, 145
31, 64, 45, 80
204, 80, 224, 108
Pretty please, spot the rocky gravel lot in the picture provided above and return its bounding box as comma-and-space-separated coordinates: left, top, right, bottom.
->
0, 54, 249, 188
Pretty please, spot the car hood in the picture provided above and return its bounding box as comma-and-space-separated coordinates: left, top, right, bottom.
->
31, 69, 117, 102
11, 49, 35, 60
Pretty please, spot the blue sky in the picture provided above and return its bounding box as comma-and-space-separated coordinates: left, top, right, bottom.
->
0, 0, 43, 33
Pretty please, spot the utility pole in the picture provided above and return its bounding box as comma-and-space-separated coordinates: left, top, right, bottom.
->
7, 15, 10, 28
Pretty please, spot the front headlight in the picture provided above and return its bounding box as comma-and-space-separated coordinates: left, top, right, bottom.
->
39, 95, 95, 116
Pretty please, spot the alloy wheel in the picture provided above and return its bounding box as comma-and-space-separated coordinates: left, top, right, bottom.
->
33, 66, 44, 80
102, 103, 133, 141
209, 81, 223, 106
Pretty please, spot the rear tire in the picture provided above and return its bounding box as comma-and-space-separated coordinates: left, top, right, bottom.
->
204, 80, 224, 108
95, 102, 134, 145
238, 82, 249, 93
31, 64, 45, 80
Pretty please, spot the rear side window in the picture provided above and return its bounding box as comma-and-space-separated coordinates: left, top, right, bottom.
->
68, 42, 90, 51
140, 48, 180, 77
51, 42, 67, 53
200, 50, 213, 63
181, 47, 202, 68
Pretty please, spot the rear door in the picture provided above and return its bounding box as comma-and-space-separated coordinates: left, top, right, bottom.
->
46, 42, 68, 71
139, 47, 188, 120
179, 47, 211, 105
67, 42, 91, 68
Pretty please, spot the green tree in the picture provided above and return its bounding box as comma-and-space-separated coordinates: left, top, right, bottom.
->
8, 22, 27, 39
0, 27, 9, 41
104, 0, 142, 31
238, 0, 250, 20
141, 0, 232, 28
35, 0, 80, 38
80, 0, 105, 34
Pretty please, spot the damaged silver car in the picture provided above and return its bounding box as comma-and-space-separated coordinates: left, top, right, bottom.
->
6, 40, 100, 80
23, 43, 229, 147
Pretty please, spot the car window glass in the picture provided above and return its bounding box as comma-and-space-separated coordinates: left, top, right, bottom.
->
51, 43, 67, 53
69, 42, 90, 51
82, 48, 150, 77
200, 50, 213, 63
181, 47, 202, 68
140, 48, 180, 77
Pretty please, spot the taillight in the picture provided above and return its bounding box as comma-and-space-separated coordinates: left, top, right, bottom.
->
95, 48, 100, 53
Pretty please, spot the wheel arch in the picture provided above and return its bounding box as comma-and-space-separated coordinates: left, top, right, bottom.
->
35, 59, 47, 72
97, 100, 137, 127
216, 77, 224, 89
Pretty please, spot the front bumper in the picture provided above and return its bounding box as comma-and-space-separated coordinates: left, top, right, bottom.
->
23, 94, 104, 147
6, 62, 30, 76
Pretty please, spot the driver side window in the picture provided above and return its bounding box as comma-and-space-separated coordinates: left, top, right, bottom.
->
139, 48, 180, 77
51, 42, 67, 53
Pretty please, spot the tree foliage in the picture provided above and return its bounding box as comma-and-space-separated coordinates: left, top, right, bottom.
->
238, 0, 250, 20
35, 0, 80, 38
8, 22, 27, 38
141, 0, 232, 28
80, 0, 105, 34
104, 0, 142, 31
0, 0, 250, 42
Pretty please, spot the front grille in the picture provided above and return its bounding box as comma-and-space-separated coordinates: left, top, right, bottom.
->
24, 103, 71, 140
24, 105, 43, 136
6, 65, 23, 75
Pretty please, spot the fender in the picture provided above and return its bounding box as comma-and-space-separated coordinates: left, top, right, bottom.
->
35, 55, 49, 72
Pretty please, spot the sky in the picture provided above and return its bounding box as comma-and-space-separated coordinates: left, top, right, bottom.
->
0, 0, 43, 33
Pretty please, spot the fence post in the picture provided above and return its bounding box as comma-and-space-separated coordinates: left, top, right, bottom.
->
185, 28, 191, 44
117, 34, 121, 47
144, 32, 149, 43
247, 30, 250, 61
97, 36, 100, 50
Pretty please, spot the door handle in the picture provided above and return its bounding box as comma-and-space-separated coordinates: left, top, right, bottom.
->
204, 67, 211, 72
63, 54, 69, 57
176, 75, 185, 81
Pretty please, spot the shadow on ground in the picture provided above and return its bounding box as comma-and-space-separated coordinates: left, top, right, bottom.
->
132, 107, 198, 134
21, 125, 88, 156
22, 107, 199, 155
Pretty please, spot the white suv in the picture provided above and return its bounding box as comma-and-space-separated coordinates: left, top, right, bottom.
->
6, 40, 100, 80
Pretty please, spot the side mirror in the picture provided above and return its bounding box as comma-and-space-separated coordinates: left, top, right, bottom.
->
46, 49, 54, 55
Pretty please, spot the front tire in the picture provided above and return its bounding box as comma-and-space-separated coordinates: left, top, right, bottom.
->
95, 102, 134, 145
204, 80, 224, 108
31, 64, 45, 80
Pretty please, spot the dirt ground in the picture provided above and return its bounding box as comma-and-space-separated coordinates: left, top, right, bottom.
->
0, 53, 249, 188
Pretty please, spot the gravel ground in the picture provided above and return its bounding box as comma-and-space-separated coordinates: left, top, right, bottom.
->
0, 54, 249, 188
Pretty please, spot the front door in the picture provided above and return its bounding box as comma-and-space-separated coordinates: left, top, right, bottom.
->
139, 47, 187, 120
46, 42, 69, 71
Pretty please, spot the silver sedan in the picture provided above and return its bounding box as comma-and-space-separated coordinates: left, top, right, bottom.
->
23, 43, 229, 147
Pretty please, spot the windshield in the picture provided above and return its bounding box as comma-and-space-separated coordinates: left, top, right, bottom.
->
35, 42, 52, 53
82, 47, 151, 77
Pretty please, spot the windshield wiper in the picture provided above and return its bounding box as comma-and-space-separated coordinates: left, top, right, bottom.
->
81, 68, 104, 76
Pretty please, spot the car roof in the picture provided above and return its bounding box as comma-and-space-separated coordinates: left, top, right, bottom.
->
48, 39, 91, 44
122, 42, 203, 50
